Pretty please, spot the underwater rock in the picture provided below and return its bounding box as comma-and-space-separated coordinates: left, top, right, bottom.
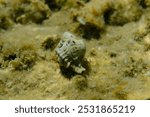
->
55, 32, 86, 74
0, 0, 51, 30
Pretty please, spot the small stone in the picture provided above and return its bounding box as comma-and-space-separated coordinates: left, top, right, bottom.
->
55, 32, 86, 73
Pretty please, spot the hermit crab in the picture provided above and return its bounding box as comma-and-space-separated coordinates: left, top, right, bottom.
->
55, 32, 86, 74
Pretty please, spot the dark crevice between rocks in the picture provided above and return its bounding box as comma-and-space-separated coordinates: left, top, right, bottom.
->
3, 54, 17, 61
41, 35, 60, 50
139, 0, 147, 9
60, 59, 91, 79
44, 0, 61, 11
109, 52, 117, 58
77, 23, 101, 40
60, 66, 76, 79
80, 0, 90, 3
104, 8, 115, 25
0, 43, 3, 52
0, 17, 13, 30
13, 8, 25, 23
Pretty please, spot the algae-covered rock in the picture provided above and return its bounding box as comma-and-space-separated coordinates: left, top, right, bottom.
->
0, 0, 51, 29
12, 0, 51, 24
73, 0, 143, 38
1, 44, 37, 71
104, 0, 142, 25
